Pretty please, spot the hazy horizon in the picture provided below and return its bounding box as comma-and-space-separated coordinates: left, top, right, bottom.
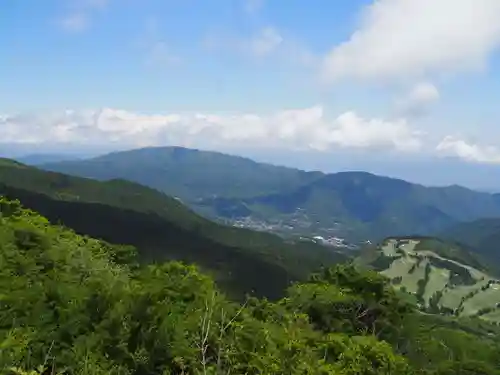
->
3, 143, 499, 192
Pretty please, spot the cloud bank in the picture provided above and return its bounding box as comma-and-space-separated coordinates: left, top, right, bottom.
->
322, 0, 500, 82
1, 107, 422, 153
4, 106, 499, 164
436, 136, 500, 164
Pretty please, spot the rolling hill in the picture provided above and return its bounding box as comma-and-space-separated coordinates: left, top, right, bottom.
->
40, 146, 500, 242
0, 158, 346, 299
356, 236, 500, 322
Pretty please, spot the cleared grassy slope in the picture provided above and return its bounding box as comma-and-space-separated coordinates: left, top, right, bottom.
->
357, 236, 500, 322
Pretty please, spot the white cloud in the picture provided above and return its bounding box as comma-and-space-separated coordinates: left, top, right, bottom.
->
58, 0, 109, 32
146, 42, 181, 66
205, 27, 283, 58
436, 136, 500, 164
244, 0, 263, 14
396, 82, 440, 117
249, 27, 283, 57
325, 112, 422, 152
59, 13, 89, 32
204, 26, 317, 68
322, 0, 500, 83
136, 18, 181, 67
0, 107, 423, 153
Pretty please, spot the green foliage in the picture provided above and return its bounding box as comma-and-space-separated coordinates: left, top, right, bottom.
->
0, 198, 418, 375
370, 253, 397, 271
428, 291, 444, 314
2, 198, 500, 374
286, 264, 412, 346
415, 263, 432, 304
434, 360, 500, 375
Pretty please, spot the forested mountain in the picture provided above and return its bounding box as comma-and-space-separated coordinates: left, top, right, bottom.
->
41, 147, 500, 242
14, 153, 83, 165
204, 173, 500, 241
41, 146, 322, 200
3, 198, 500, 374
0, 158, 345, 299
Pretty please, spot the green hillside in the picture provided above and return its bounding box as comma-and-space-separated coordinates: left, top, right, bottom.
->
357, 236, 500, 322
41, 147, 500, 242
0, 158, 346, 299
203, 172, 500, 242
439, 217, 500, 264
3, 200, 500, 374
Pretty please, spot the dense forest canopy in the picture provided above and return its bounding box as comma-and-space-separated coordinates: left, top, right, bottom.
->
2, 197, 500, 374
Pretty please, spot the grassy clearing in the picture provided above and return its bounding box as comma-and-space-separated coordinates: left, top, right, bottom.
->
381, 256, 426, 295
480, 309, 500, 322
382, 256, 415, 280
402, 259, 428, 295
423, 266, 449, 305
381, 240, 399, 256
371, 237, 500, 322
462, 286, 500, 316
399, 240, 418, 252
439, 283, 483, 311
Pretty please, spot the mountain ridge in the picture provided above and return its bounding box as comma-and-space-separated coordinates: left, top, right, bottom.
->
39, 146, 500, 242
41, 146, 323, 200
203, 170, 500, 241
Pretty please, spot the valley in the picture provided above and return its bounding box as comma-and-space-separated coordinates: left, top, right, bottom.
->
0, 157, 347, 299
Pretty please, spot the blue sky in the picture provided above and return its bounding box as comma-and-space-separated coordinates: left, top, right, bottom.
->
2, 0, 373, 111
3, 0, 500, 187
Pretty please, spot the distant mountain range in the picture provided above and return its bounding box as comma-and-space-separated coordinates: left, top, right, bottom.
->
15, 153, 84, 165
39, 146, 500, 242
41, 146, 321, 200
